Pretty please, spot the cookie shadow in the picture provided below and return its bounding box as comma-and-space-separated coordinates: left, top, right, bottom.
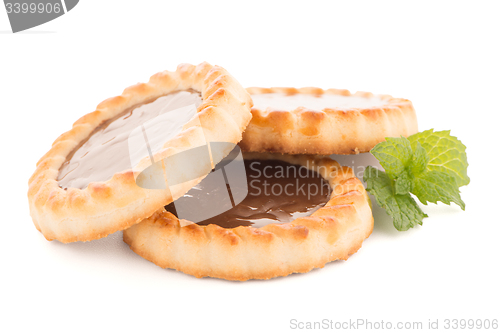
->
50, 231, 134, 261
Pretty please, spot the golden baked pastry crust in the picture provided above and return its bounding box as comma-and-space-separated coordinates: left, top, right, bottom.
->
123, 153, 373, 281
28, 63, 253, 243
240, 87, 418, 155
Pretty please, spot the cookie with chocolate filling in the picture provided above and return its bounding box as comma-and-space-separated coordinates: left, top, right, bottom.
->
123, 152, 373, 281
28, 63, 253, 243
240, 87, 418, 155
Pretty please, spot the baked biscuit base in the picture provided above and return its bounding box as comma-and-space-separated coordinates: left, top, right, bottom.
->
123, 153, 374, 281
240, 87, 418, 155
28, 63, 253, 243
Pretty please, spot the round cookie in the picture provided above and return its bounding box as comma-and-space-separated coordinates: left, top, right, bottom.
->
123, 152, 373, 281
28, 62, 253, 243
240, 87, 418, 155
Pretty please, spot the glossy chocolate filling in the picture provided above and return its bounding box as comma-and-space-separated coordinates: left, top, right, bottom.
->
251, 92, 387, 111
165, 159, 331, 228
58, 90, 203, 189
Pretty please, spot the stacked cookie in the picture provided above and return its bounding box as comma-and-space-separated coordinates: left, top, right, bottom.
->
28, 63, 418, 281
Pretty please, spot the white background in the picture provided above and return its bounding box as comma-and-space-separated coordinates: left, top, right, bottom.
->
1, 1, 499, 332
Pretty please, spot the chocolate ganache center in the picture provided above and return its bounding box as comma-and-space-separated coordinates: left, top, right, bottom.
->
165, 159, 331, 228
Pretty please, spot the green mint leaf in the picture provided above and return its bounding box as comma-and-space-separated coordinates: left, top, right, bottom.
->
413, 171, 465, 210
366, 129, 468, 231
370, 137, 413, 179
408, 129, 469, 187
410, 141, 429, 176
394, 170, 412, 195
364, 166, 428, 231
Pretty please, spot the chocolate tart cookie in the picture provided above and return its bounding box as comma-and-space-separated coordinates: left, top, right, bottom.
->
123, 152, 373, 281
240, 87, 418, 155
28, 63, 253, 243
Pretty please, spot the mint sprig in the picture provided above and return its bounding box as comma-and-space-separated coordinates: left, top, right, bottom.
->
363, 129, 468, 231
409, 129, 470, 187
365, 166, 428, 231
